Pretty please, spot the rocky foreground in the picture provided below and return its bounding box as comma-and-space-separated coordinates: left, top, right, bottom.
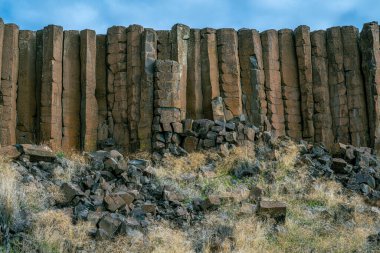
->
0, 134, 380, 252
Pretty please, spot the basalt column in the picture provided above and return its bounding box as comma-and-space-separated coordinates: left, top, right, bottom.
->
327, 27, 349, 144
126, 25, 143, 151
40, 25, 63, 150
35, 30, 43, 143
157, 30, 171, 60
80, 29, 98, 151
138, 29, 157, 151
1, 24, 19, 146
170, 24, 190, 120
238, 29, 267, 128
310, 30, 334, 148
0, 19, 4, 102
96, 35, 108, 142
200, 28, 220, 120
360, 22, 380, 153
342, 26, 369, 147
187, 29, 203, 119
261, 30, 285, 137
216, 29, 242, 120
295, 26, 314, 141
278, 29, 302, 139
62, 30, 80, 150
17, 30, 36, 144
106, 26, 128, 149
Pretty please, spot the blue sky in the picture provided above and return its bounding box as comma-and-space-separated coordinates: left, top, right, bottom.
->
0, 0, 379, 33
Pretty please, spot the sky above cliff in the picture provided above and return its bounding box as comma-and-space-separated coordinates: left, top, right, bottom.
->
0, 0, 378, 33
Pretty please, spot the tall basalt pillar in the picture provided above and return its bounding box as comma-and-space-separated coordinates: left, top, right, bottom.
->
40, 25, 63, 150
0, 19, 4, 96
170, 24, 190, 120
139, 29, 157, 151
310, 30, 334, 148
80, 29, 98, 151
327, 27, 349, 144
35, 30, 43, 144
261, 30, 285, 137
17, 30, 36, 144
157, 30, 171, 60
106, 26, 128, 149
200, 28, 220, 120
126, 25, 143, 152
96, 35, 108, 143
187, 29, 203, 119
1, 24, 19, 146
342, 26, 369, 147
238, 29, 266, 126
62, 30, 80, 150
360, 22, 380, 153
278, 29, 302, 139
216, 28, 242, 120
295, 25, 314, 141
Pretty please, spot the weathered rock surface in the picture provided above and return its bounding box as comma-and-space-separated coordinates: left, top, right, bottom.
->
156, 30, 171, 60
62, 30, 81, 150
217, 29, 242, 120
17, 30, 36, 144
1, 24, 19, 146
80, 29, 98, 151
96, 35, 108, 143
295, 25, 314, 141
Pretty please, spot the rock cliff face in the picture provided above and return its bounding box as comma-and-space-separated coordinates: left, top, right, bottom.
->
1, 18, 380, 153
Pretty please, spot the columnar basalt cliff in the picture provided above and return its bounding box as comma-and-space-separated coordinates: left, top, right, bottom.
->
0, 18, 380, 153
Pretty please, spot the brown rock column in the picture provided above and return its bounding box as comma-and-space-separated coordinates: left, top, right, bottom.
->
187, 29, 203, 119
106, 26, 128, 149
310, 30, 334, 148
360, 22, 380, 153
200, 28, 220, 120
261, 30, 285, 137
216, 28, 242, 120
62, 30, 80, 150
157, 30, 171, 60
139, 29, 157, 151
80, 29, 98, 151
40, 25, 63, 150
295, 25, 314, 141
126, 25, 143, 152
170, 24, 190, 119
1, 24, 19, 146
278, 29, 302, 139
327, 27, 349, 144
17, 30, 36, 144
35, 30, 43, 144
342, 26, 369, 147
0, 19, 4, 94
96, 35, 108, 142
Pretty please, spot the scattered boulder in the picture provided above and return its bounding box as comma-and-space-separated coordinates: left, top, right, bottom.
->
257, 200, 287, 223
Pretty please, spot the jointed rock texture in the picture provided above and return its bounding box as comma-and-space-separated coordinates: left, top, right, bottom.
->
0, 19, 380, 153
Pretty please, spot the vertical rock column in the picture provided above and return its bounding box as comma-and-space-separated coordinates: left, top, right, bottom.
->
310, 30, 334, 148
238, 29, 267, 127
35, 30, 43, 144
216, 29, 242, 120
80, 29, 98, 151
170, 24, 190, 120
152, 60, 182, 152
126, 25, 143, 151
278, 29, 302, 139
342, 26, 369, 147
327, 27, 349, 144
1, 24, 18, 145
261, 30, 285, 137
106, 26, 128, 149
157, 30, 171, 60
295, 26, 314, 141
96, 35, 108, 142
17, 30, 36, 144
360, 22, 380, 153
138, 29, 157, 151
187, 29, 203, 119
40, 25, 63, 150
200, 28, 220, 120
62, 30, 81, 150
